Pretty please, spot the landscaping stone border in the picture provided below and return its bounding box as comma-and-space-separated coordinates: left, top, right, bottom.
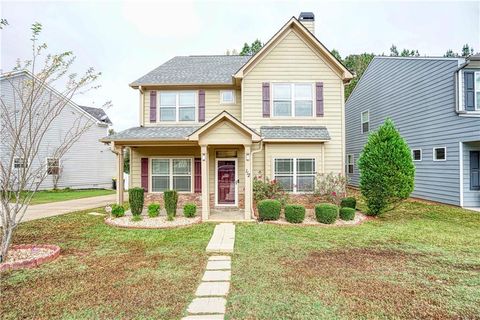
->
104, 216, 202, 229
263, 211, 373, 227
0, 244, 60, 272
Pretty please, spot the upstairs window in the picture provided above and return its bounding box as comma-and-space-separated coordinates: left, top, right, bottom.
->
361, 111, 370, 133
46, 158, 60, 175
476, 72, 480, 110
463, 71, 480, 111
272, 83, 313, 117
220, 90, 235, 104
412, 149, 422, 162
159, 91, 196, 122
433, 147, 446, 161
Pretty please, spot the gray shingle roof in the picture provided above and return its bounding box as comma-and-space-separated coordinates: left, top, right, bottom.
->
104, 126, 199, 141
130, 55, 252, 86
260, 126, 330, 140
78, 105, 112, 125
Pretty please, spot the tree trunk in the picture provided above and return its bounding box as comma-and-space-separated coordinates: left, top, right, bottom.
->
0, 226, 14, 263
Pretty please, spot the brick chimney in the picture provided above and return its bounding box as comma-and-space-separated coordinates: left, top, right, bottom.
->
298, 12, 315, 35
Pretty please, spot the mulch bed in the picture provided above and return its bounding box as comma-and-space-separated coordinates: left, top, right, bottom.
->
263, 211, 371, 227
105, 215, 202, 229
0, 244, 60, 272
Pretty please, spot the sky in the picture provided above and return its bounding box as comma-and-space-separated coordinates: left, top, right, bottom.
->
1, 0, 479, 131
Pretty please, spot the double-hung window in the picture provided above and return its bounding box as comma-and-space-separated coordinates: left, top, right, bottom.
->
159, 91, 196, 122
13, 157, 27, 169
361, 111, 369, 133
274, 158, 315, 193
346, 154, 354, 174
475, 72, 480, 110
272, 83, 313, 117
151, 158, 192, 192
46, 158, 60, 175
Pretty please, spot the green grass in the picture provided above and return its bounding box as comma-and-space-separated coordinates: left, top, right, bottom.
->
18, 189, 115, 205
228, 200, 480, 319
0, 208, 215, 319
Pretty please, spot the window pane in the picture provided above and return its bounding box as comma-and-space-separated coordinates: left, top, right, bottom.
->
477, 92, 480, 108
476, 73, 480, 89
173, 159, 191, 174
413, 150, 421, 161
362, 122, 369, 133
362, 111, 369, 123
273, 84, 291, 100
160, 107, 176, 121
173, 176, 191, 191
295, 84, 312, 99
297, 159, 315, 174
179, 92, 195, 106
297, 176, 315, 192
275, 159, 293, 174
435, 148, 446, 160
348, 165, 354, 174
179, 107, 195, 121
160, 92, 176, 106
273, 101, 292, 116
295, 101, 313, 116
222, 91, 234, 103
152, 159, 169, 174
152, 176, 169, 192
275, 176, 293, 192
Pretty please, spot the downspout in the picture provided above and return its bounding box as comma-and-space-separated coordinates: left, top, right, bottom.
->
250, 139, 263, 218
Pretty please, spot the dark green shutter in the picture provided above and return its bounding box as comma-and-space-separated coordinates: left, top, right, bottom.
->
464, 71, 475, 111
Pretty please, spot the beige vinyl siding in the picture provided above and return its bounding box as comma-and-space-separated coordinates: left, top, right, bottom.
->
242, 29, 345, 174
198, 119, 252, 145
264, 143, 324, 180
143, 89, 241, 126
130, 146, 200, 187
252, 145, 265, 178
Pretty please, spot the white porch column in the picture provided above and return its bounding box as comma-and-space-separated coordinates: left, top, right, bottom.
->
201, 145, 210, 220
244, 144, 252, 219
116, 146, 124, 205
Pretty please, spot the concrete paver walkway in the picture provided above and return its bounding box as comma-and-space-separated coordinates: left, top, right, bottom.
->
183, 224, 235, 320
8, 194, 123, 224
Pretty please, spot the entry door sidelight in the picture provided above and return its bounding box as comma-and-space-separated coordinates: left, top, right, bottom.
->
217, 160, 236, 205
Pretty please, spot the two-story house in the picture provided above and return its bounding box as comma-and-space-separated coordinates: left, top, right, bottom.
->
103, 12, 353, 220
346, 55, 480, 209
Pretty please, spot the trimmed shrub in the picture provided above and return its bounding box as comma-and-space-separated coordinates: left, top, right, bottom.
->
358, 119, 415, 216
183, 203, 197, 218
315, 203, 338, 224
111, 204, 125, 218
340, 197, 357, 209
257, 199, 281, 221
129, 187, 144, 216
147, 203, 160, 218
164, 190, 178, 219
339, 207, 356, 221
131, 215, 142, 222
284, 204, 305, 223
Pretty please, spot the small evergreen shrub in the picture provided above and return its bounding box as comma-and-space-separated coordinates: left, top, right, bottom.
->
315, 203, 338, 224
147, 203, 160, 218
131, 215, 142, 222
257, 199, 281, 221
340, 197, 357, 209
284, 204, 305, 223
111, 204, 125, 218
129, 187, 144, 216
164, 190, 178, 219
183, 203, 197, 217
339, 207, 356, 221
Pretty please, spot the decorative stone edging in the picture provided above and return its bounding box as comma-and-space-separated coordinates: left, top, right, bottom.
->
0, 244, 61, 272
104, 216, 202, 229
263, 212, 373, 227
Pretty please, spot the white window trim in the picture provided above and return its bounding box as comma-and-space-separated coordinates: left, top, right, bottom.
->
149, 157, 194, 193
219, 90, 236, 105
45, 157, 61, 175
272, 157, 316, 193
412, 149, 422, 162
157, 91, 197, 123
432, 147, 447, 162
347, 154, 354, 174
13, 157, 28, 169
361, 110, 370, 134
475, 71, 480, 110
271, 82, 315, 118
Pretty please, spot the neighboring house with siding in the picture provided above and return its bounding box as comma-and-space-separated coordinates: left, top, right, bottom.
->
0, 71, 115, 190
345, 55, 480, 208
102, 12, 353, 220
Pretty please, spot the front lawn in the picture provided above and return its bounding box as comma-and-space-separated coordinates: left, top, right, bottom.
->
229, 201, 480, 319
0, 209, 214, 319
18, 188, 115, 205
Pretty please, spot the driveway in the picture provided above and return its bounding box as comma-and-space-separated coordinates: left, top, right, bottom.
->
5, 193, 127, 224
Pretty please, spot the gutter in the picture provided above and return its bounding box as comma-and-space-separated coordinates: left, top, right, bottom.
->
250, 139, 264, 218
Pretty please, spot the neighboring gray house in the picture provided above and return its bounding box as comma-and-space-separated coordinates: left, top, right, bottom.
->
0, 71, 115, 190
346, 55, 480, 208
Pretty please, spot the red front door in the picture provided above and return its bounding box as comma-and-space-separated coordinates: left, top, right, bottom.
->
217, 160, 236, 205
